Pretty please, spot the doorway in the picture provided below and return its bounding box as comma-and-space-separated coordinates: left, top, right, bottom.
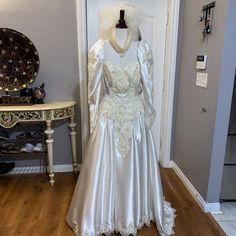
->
220, 71, 236, 201
214, 70, 236, 236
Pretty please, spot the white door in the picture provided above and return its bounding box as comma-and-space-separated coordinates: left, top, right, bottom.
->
87, 0, 168, 159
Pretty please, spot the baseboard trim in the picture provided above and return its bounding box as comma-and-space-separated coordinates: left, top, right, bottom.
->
53, 164, 82, 173
170, 161, 221, 213
7, 164, 82, 175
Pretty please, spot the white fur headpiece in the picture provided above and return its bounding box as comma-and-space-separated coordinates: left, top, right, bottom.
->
99, 3, 144, 41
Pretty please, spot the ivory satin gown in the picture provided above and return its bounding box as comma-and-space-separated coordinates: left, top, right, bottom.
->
66, 39, 176, 236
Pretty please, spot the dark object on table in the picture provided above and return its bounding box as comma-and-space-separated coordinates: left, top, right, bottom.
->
0, 96, 32, 105
0, 162, 15, 174
20, 88, 34, 97
0, 28, 40, 92
33, 82, 46, 104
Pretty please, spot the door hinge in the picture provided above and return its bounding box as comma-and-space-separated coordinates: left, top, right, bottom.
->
162, 80, 165, 92
159, 139, 162, 150
166, 13, 169, 26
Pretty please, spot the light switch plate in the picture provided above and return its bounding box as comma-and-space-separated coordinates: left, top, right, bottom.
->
196, 72, 208, 88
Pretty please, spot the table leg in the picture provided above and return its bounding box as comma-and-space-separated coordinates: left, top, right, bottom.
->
45, 120, 55, 186
68, 116, 78, 173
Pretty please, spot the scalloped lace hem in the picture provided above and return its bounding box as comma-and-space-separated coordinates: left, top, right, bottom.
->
71, 201, 176, 236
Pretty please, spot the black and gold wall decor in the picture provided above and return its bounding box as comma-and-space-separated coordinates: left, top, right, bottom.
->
0, 28, 40, 92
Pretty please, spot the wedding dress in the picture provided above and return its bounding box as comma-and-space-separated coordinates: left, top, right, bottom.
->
66, 39, 176, 236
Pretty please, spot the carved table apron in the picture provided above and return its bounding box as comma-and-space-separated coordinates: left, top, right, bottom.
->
0, 101, 78, 186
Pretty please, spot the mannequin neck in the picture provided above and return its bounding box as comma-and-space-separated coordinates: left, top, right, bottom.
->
114, 28, 129, 47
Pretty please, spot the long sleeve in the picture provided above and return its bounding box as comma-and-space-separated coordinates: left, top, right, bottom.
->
88, 40, 104, 134
138, 41, 156, 128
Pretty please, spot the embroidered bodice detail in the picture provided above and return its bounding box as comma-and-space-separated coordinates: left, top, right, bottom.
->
103, 61, 141, 94
100, 61, 144, 158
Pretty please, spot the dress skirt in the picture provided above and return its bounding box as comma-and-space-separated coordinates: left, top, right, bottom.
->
66, 112, 176, 236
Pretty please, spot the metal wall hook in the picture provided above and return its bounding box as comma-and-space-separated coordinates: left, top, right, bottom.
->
199, 15, 204, 22
202, 1, 216, 12
199, 1, 216, 41
202, 107, 208, 113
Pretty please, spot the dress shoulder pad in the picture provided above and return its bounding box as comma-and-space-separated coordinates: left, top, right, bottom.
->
89, 39, 105, 62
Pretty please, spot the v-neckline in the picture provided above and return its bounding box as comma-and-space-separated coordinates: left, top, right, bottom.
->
109, 29, 133, 57
106, 38, 134, 59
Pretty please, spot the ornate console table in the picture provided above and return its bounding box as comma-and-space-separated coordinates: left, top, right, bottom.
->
0, 101, 78, 186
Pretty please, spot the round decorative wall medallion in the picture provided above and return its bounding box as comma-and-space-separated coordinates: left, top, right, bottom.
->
0, 28, 40, 91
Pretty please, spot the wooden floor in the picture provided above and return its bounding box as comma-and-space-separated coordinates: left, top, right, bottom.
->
0, 168, 225, 236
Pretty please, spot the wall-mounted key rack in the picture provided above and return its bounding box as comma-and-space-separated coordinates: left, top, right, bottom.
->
199, 1, 216, 41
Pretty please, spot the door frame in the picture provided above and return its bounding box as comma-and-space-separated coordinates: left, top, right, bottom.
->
159, 0, 181, 167
76, 0, 181, 166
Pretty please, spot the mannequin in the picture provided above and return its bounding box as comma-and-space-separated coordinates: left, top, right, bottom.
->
116, 10, 128, 29
104, 10, 139, 67
66, 5, 176, 236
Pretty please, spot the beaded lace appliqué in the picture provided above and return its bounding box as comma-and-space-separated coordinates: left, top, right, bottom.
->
72, 200, 176, 236
100, 61, 143, 158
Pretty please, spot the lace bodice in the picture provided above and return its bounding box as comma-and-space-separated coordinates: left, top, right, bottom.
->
103, 61, 141, 96
99, 61, 144, 158
88, 40, 156, 157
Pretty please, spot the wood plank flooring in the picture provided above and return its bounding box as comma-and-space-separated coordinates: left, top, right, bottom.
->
0, 167, 225, 236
